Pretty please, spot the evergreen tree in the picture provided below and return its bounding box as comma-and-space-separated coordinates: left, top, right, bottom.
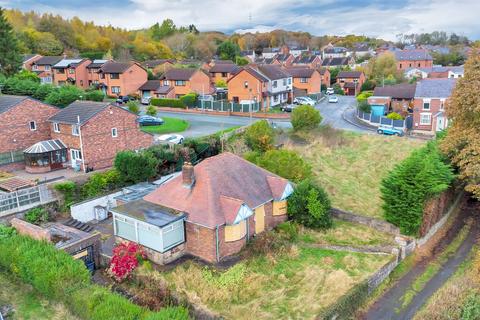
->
0, 7, 22, 76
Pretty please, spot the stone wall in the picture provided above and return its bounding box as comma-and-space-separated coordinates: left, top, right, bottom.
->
330, 208, 400, 235
367, 257, 399, 293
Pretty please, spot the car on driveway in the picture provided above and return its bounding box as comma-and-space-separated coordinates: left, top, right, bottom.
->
326, 87, 335, 95
141, 96, 152, 105
281, 104, 297, 112
293, 96, 316, 106
328, 95, 339, 103
376, 125, 404, 136
137, 115, 164, 126
116, 95, 134, 104
158, 134, 184, 144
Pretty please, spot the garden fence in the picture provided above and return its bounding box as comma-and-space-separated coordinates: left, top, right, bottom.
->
194, 100, 261, 113
357, 109, 408, 129
0, 184, 56, 217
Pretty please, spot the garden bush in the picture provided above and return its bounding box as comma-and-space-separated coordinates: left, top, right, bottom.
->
15, 70, 40, 82
32, 83, 55, 100
114, 150, 159, 183
179, 93, 197, 108
356, 90, 373, 103
108, 242, 146, 282
85, 89, 105, 102
146, 104, 157, 116
45, 85, 83, 107
1, 77, 40, 95
24, 207, 49, 225
381, 140, 455, 236
333, 83, 345, 95
150, 98, 186, 109
287, 180, 332, 229
386, 112, 403, 120
291, 105, 322, 131
54, 180, 78, 210
358, 100, 371, 113
360, 79, 376, 92
244, 120, 274, 152
0, 224, 16, 238
81, 169, 123, 198
127, 101, 140, 114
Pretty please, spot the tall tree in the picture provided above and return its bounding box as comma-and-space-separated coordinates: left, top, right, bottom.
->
441, 52, 480, 198
217, 40, 240, 61
0, 7, 21, 76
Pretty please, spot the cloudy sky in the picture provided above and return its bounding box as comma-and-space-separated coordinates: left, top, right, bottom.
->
2, 0, 479, 40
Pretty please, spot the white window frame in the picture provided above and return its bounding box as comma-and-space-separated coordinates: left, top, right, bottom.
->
420, 113, 431, 125
72, 125, 80, 136
111, 86, 121, 94
440, 99, 445, 111
273, 80, 277, 88
32, 65, 38, 71
44, 65, 50, 71
29, 121, 36, 131
111, 128, 118, 137
422, 99, 431, 110
53, 122, 60, 133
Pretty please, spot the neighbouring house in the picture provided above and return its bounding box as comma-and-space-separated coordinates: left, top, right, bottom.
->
320, 68, 331, 86
271, 53, 295, 67
86, 59, 109, 87
240, 50, 255, 62
292, 55, 322, 68
143, 59, 176, 76
394, 49, 433, 71
53, 59, 91, 89
412, 78, 456, 134
336, 71, 365, 95
21, 54, 42, 71
31, 56, 63, 84
368, 83, 417, 115
208, 63, 240, 86
323, 45, 348, 59
321, 57, 354, 68
227, 65, 292, 110
285, 67, 322, 96
404, 65, 464, 80
260, 47, 280, 59
138, 80, 175, 100
47, 101, 153, 171
97, 61, 147, 97
349, 43, 373, 58
112, 152, 294, 264
0, 96, 59, 172
160, 68, 212, 98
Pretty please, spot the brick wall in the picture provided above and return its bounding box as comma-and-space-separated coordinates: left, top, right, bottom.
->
263, 201, 288, 230
185, 221, 217, 263
11, 218, 51, 241
218, 223, 247, 260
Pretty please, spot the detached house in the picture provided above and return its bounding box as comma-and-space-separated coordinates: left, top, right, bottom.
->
208, 63, 240, 85
336, 71, 365, 95
412, 78, 456, 134
0, 96, 58, 172
112, 152, 294, 264
98, 62, 147, 97
53, 59, 91, 89
48, 101, 153, 171
22, 54, 42, 71
31, 56, 63, 84
285, 67, 322, 96
161, 68, 212, 98
394, 49, 433, 71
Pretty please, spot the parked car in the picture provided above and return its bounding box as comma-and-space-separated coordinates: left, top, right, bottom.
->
281, 104, 296, 112
137, 115, 164, 126
328, 95, 339, 103
158, 134, 184, 144
141, 96, 152, 105
116, 95, 133, 104
376, 125, 404, 137
293, 96, 316, 106
326, 87, 335, 95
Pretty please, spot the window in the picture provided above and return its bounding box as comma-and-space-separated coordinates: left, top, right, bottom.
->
420, 113, 431, 125
440, 99, 445, 111
45, 65, 50, 71
244, 81, 249, 88
111, 86, 121, 94
300, 77, 308, 83
111, 128, 118, 137
57, 68, 65, 74
175, 80, 186, 86
273, 80, 277, 88
53, 122, 60, 133
29, 121, 36, 131
221, 72, 228, 77
68, 68, 75, 74
100, 73, 105, 79
423, 99, 431, 110
399, 63, 402, 69
224, 220, 247, 242
110, 73, 120, 79
288, 78, 292, 85
32, 65, 38, 71
72, 125, 80, 136
283, 79, 286, 86
409, 63, 412, 67
163, 80, 169, 86
417, 63, 421, 67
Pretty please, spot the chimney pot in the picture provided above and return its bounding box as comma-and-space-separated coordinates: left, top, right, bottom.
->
182, 162, 195, 188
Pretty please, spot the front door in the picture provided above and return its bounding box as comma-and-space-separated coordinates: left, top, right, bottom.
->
436, 116, 445, 131
254, 206, 265, 234
70, 149, 82, 166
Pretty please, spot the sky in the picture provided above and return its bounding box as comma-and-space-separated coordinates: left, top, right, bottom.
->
1, 0, 479, 41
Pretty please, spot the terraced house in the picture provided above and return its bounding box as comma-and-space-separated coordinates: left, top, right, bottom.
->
160, 68, 212, 98
31, 56, 62, 84
86, 59, 109, 87
53, 58, 91, 89
112, 152, 294, 264
97, 61, 147, 97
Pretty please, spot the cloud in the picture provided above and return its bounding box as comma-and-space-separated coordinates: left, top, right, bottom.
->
2, 0, 479, 40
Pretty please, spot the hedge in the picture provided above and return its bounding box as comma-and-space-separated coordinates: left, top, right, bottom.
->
0, 234, 190, 320
320, 280, 369, 319
150, 98, 186, 109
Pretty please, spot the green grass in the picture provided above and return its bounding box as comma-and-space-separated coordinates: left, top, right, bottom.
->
213, 125, 241, 136
0, 272, 79, 320
289, 127, 425, 219
141, 117, 189, 134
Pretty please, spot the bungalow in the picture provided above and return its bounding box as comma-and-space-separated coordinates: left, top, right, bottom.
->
0, 96, 58, 172
160, 68, 212, 98
285, 67, 322, 96
86, 59, 109, 87
412, 78, 456, 134
292, 55, 322, 68
336, 71, 366, 96
138, 80, 175, 100
369, 83, 416, 115
48, 101, 153, 171
53, 59, 91, 89
31, 56, 63, 84
143, 59, 175, 76
208, 63, 240, 85
112, 152, 294, 264
21, 54, 42, 71
394, 49, 433, 71
97, 61, 147, 97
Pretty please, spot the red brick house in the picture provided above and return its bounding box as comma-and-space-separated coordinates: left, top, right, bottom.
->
320, 68, 331, 86
86, 59, 110, 87
370, 83, 416, 115
394, 49, 433, 71
138, 80, 175, 99
97, 62, 148, 97
0, 96, 58, 172
285, 67, 322, 95
336, 71, 365, 95
143, 59, 176, 76
292, 55, 322, 68
112, 152, 294, 264
22, 54, 42, 71
53, 59, 91, 89
412, 78, 456, 134
31, 56, 63, 84
208, 63, 240, 86
48, 101, 153, 171
161, 68, 212, 98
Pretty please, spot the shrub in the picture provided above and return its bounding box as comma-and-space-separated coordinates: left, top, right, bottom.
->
215, 79, 227, 88
45, 85, 83, 107
108, 242, 146, 282
333, 83, 345, 95
287, 180, 332, 229
381, 141, 455, 236
356, 90, 373, 103
114, 150, 159, 183
244, 120, 274, 152
461, 293, 480, 320
146, 104, 157, 116
85, 90, 105, 102
14, 69, 41, 82
81, 169, 123, 198
32, 84, 56, 100
54, 180, 78, 210
360, 79, 376, 92
25, 207, 49, 225
291, 105, 322, 131
0, 224, 16, 238
358, 100, 371, 113
1, 77, 40, 95
321, 84, 327, 91
150, 98, 186, 109
179, 93, 197, 108
386, 112, 403, 120
127, 101, 140, 114
245, 149, 311, 183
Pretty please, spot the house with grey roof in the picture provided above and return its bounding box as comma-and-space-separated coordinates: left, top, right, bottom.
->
22, 54, 42, 71
31, 56, 63, 84
97, 61, 148, 97
405, 65, 464, 80
394, 49, 433, 71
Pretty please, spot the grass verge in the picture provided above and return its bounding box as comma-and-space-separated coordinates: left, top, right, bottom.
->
141, 117, 189, 134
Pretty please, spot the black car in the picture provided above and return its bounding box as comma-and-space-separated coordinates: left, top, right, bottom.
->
137, 115, 164, 126
280, 104, 296, 112
116, 95, 133, 104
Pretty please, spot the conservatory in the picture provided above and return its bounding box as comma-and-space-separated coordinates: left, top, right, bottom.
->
23, 139, 68, 173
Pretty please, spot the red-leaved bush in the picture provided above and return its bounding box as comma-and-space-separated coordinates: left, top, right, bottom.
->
108, 242, 146, 282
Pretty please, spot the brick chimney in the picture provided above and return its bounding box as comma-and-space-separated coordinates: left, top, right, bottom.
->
182, 162, 195, 188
